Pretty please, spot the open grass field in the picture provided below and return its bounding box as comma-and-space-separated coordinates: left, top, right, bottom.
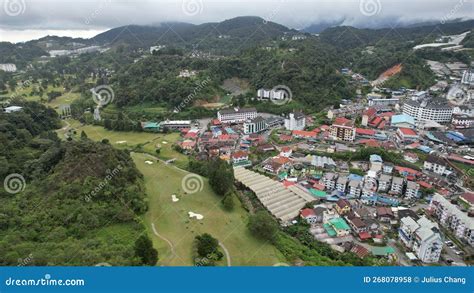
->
47, 92, 81, 112
57, 119, 189, 168
132, 152, 285, 266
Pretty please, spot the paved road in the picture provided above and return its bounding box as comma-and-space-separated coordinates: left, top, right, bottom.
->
151, 223, 176, 259
219, 242, 232, 267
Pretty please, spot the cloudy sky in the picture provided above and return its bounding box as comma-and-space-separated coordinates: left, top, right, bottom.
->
0, 0, 473, 42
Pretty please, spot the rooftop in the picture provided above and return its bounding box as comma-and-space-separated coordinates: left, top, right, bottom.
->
391, 114, 415, 125
398, 127, 417, 136
329, 217, 351, 230
219, 107, 257, 115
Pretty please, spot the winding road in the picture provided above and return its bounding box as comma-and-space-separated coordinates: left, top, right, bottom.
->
151, 223, 176, 259
219, 242, 232, 267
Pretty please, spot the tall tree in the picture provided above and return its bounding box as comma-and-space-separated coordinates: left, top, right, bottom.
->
134, 235, 158, 266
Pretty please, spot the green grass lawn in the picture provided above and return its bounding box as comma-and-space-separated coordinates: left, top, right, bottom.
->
47, 92, 81, 112
132, 152, 284, 266
57, 119, 189, 168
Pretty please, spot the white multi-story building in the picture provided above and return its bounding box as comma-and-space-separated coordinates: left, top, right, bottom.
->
430, 193, 474, 246
217, 107, 257, 123
160, 120, 191, 130
451, 114, 474, 129
378, 174, 392, 192
284, 111, 306, 131
403, 99, 453, 123
461, 69, 474, 87
244, 116, 267, 134
452, 105, 474, 117
0, 63, 17, 72
336, 176, 348, 193
405, 181, 420, 199
390, 177, 404, 195
348, 180, 362, 198
423, 155, 452, 176
323, 173, 337, 191
399, 216, 443, 263
257, 89, 285, 100
368, 96, 400, 107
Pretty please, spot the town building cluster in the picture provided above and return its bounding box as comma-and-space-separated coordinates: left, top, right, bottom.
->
136, 74, 473, 266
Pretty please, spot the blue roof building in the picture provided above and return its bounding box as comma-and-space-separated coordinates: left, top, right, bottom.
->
391, 114, 415, 128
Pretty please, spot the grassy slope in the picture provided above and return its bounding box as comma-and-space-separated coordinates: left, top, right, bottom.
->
132, 152, 284, 266
57, 119, 189, 168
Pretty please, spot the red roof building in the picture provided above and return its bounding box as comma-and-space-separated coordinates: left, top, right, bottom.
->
417, 181, 433, 189
397, 127, 419, 142
377, 120, 386, 129
399, 127, 417, 136
334, 117, 353, 126
279, 134, 293, 142
460, 192, 474, 206
232, 151, 248, 160
359, 139, 380, 147
351, 244, 370, 258
184, 132, 198, 139
313, 183, 325, 190
358, 232, 372, 241
283, 180, 297, 188
395, 166, 422, 177
292, 130, 318, 138
369, 116, 383, 127
356, 128, 376, 136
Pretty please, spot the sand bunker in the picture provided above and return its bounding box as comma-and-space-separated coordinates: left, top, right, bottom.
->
145, 161, 154, 165
188, 211, 204, 220
115, 141, 127, 144
171, 194, 179, 202
162, 141, 168, 144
